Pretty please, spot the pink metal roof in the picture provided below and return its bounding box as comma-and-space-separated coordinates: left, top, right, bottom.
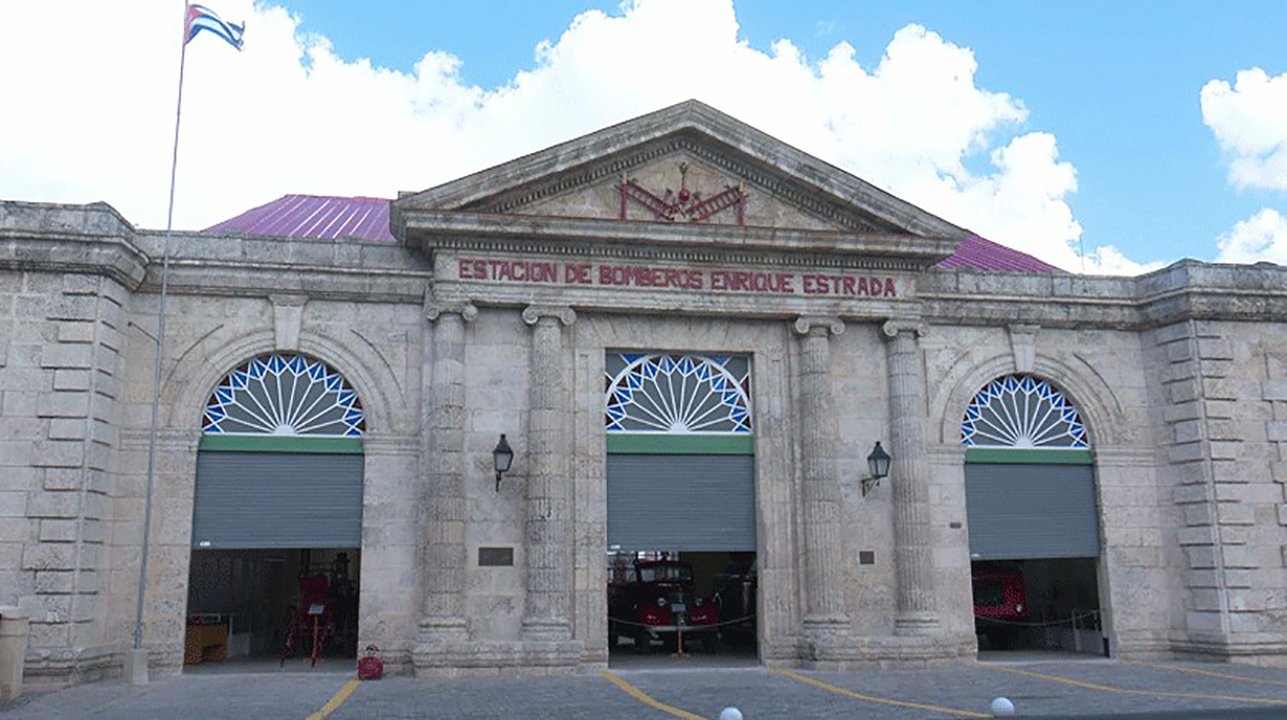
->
202, 194, 1059, 273
203, 194, 394, 242
935, 234, 1060, 273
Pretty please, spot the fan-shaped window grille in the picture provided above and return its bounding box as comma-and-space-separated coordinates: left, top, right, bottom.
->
961, 375, 1087, 448
605, 353, 751, 433
203, 353, 365, 436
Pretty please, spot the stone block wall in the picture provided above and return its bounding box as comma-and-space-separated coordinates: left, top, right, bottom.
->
920, 320, 1172, 656
0, 270, 129, 684
1147, 319, 1287, 661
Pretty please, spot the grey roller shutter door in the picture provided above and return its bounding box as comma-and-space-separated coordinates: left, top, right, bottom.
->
965, 463, 1100, 560
193, 452, 363, 549
607, 454, 755, 552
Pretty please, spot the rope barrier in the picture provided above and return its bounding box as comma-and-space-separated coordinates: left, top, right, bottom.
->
610, 613, 756, 631
976, 611, 1101, 629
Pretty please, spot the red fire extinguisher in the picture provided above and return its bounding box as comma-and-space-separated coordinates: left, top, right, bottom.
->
356, 644, 384, 680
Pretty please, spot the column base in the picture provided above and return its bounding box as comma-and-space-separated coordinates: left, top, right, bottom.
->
521, 617, 572, 643
417, 616, 468, 645
801, 614, 849, 661
799, 632, 975, 670
894, 611, 941, 636
412, 639, 583, 677
1170, 632, 1287, 668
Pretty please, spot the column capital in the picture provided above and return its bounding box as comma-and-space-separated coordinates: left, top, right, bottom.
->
522, 304, 576, 327
425, 299, 478, 323
793, 316, 844, 337
880, 319, 927, 341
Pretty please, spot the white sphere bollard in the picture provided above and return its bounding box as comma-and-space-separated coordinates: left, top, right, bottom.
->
990, 696, 1016, 716
718, 708, 744, 720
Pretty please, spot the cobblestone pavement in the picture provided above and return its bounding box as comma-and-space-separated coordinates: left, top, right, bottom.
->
3, 659, 1286, 719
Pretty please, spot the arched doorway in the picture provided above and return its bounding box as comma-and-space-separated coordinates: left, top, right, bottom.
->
961, 375, 1106, 656
184, 353, 365, 668
604, 352, 758, 665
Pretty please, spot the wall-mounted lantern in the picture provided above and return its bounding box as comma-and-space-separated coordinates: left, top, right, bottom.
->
493, 434, 514, 492
861, 441, 892, 497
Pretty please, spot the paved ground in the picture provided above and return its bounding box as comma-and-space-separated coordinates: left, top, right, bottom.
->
3, 657, 1287, 719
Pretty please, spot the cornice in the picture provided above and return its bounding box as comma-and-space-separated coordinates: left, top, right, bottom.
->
392, 101, 972, 241
463, 134, 901, 234
404, 211, 956, 273
0, 232, 149, 290
923, 263, 1287, 330
144, 259, 431, 303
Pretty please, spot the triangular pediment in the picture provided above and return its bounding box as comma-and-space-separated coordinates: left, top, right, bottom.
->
393, 100, 969, 265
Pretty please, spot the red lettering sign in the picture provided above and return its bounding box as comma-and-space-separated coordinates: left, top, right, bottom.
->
455, 258, 897, 299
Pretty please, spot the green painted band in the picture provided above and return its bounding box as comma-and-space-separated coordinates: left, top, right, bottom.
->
198, 435, 364, 454
606, 434, 754, 455
964, 447, 1093, 465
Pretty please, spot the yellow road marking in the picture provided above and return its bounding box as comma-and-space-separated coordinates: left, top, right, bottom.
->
599, 670, 706, 720
1122, 660, 1287, 688
772, 668, 992, 718
306, 676, 361, 720
980, 664, 1287, 706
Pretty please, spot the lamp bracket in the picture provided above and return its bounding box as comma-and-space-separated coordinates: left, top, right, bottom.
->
860, 476, 881, 497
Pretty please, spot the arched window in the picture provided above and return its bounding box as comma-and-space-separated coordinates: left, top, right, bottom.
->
605, 353, 751, 434
202, 353, 365, 437
961, 374, 1087, 449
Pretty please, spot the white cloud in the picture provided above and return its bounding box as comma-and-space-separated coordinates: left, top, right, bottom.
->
1215, 208, 1287, 264
1201, 68, 1287, 191
0, 1, 1133, 273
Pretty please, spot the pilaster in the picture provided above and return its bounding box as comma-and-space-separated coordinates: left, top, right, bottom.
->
881, 320, 940, 635
519, 305, 576, 644
792, 316, 849, 651
416, 300, 476, 654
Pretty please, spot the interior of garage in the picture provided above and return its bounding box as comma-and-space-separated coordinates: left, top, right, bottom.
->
185, 548, 360, 668
606, 549, 758, 665
972, 557, 1104, 656
965, 455, 1107, 658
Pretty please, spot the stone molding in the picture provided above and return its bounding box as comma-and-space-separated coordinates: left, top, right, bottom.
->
405, 213, 950, 273
164, 327, 410, 436
1093, 445, 1161, 467
468, 135, 898, 234
394, 101, 968, 241
930, 350, 1126, 449
360, 432, 420, 456
0, 230, 147, 291
118, 428, 201, 452
926, 261, 1287, 330
926, 444, 968, 465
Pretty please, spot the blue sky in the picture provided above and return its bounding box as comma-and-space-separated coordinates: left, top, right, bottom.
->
2, 1, 1285, 274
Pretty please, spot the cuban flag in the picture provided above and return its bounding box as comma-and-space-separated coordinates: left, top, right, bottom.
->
185, 4, 245, 50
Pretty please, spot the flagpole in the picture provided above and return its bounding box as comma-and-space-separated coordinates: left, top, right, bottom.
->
133, 0, 190, 672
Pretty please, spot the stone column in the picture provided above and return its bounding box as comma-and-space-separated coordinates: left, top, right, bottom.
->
793, 317, 849, 642
881, 320, 940, 634
417, 301, 476, 645
520, 305, 576, 642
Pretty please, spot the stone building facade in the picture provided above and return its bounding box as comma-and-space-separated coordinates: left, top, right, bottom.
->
1, 101, 1285, 685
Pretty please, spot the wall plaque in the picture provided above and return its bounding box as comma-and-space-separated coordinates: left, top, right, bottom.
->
478, 547, 514, 567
